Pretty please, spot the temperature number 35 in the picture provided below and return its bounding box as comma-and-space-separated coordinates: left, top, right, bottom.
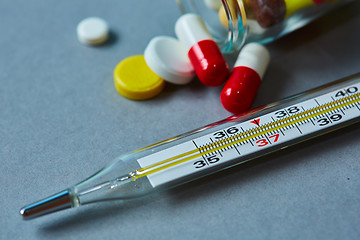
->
193, 155, 220, 169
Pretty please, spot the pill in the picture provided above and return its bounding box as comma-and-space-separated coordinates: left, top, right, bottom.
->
250, 0, 286, 28
285, 0, 325, 17
113, 55, 165, 100
220, 43, 270, 114
175, 13, 230, 87
218, 5, 228, 28
144, 36, 194, 85
204, 0, 222, 11
77, 17, 109, 45
247, 19, 267, 35
250, 0, 328, 28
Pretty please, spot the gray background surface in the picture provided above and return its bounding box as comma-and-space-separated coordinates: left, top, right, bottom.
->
1, 0, 360, 239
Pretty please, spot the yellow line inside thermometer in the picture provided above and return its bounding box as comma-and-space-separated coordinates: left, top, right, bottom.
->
135, 92, 360, 179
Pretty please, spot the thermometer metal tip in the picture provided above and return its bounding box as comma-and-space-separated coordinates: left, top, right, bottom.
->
20, 190, 73, 220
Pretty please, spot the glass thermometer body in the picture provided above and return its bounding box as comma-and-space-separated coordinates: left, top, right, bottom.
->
20, 73, 360, 219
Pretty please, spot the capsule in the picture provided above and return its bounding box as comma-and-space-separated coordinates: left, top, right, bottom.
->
175, 13, 230, 87
250, 0, 329, 28
220, 43, 270, 114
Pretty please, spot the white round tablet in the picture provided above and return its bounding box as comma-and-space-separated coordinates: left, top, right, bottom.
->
77, 17, 109, 45
144, 36, 195, 85
204, 0, 222, 11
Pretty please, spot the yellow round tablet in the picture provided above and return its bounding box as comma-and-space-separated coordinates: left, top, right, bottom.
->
114, 55, 165, 100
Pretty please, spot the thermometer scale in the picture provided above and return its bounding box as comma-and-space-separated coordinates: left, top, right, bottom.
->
20, 73, 360, 220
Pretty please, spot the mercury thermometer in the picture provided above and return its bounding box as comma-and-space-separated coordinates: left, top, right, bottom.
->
20, 73, 360, 220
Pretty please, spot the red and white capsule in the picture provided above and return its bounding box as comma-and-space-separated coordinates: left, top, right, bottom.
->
175, 13, 230, 87
220, 43, 270, 114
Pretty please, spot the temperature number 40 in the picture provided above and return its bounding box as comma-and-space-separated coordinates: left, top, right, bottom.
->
335, 86, 358, 97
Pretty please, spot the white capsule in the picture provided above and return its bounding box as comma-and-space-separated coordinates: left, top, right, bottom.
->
175, 13, 212, 51
247, 19, 267, 36
220, 43, 270, 114
234, 43, 270, 79
175, 13, 230, 87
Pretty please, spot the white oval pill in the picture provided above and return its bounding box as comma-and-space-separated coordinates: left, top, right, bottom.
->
77, 17, 109, 45
144, 36, 194, 85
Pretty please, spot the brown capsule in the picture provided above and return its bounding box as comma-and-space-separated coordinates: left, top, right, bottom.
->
250, 0, 286, 28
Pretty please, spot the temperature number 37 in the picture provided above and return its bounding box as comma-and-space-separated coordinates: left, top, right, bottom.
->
256, 134, 280, 147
